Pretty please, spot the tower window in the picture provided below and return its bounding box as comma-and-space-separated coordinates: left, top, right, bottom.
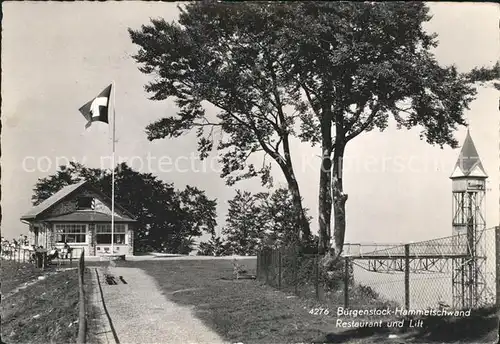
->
77, 197, 93, 210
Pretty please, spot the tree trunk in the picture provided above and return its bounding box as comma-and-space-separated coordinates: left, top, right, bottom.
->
280, 134, 312, 242
283, 167, 311, 242
320, 134, 347, 271
318, 146, 332, 255
331, 143, 347, 258
317, 93, 334, 255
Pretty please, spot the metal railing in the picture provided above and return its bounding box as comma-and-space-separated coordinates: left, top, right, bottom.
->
0, 245, 75, 269
257, 227, 499, 311
77, 250, 86, 344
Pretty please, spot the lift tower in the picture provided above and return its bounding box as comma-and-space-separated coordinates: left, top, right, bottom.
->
450, 130, 488, 308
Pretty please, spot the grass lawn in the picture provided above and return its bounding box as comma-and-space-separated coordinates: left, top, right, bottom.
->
0, 260, 90, 344
117, 258, 329, 343
115, 258, 499, 344
1, 260, 45, 295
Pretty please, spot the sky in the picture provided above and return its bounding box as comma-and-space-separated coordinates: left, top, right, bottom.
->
1, 2, 499, 246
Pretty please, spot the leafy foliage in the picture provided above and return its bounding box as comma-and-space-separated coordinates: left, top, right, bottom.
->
283, 2, 476, 145
128, 2, 312, 239
129, 2, 481, 259
206, 188, 312, 256
255, 188, 312, 248
222, 190, 264, 256
31, 162, 217, 254
467, 61, 500, 90
197, 234, 230, 256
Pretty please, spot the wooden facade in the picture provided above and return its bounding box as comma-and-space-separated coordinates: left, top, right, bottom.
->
20, 181, 136, 257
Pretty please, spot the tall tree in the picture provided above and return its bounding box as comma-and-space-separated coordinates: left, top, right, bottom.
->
255, 187, 312, 248
222, 190, 265, 255
280, 2, 478, 260
197, 234, 229, 256
32, 162, 217, 253
128, 3, 312, 242
173, 185, 218, 252
32, 165, 81, 205
197, 187, 310, 255
129, 3, 482, 265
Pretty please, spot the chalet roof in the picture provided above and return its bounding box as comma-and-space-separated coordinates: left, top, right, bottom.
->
43, 210, 136, 223
20, 180, 87, 220
450, 130, 488, 179
20, 180, 136, 221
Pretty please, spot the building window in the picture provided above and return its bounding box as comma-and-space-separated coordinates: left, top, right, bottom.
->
77, 197, 93, 210
96, 224, 126, 245
55, 224, 87, 243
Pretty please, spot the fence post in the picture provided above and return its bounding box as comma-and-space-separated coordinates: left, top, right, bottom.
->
405, 244, 410, 310
278, 249, 282, 290
495, 226, 499, 309
495, 227, 500, 344
256, 250, 260, 280
77, 250, 86, 344
270, 250, 274, 286
294, 246, 298, 295
315, 254, 320, 300
255, 251, 260, 281
265, 249, 269, 284
272, 249, 276, 286
344, 258, 349, 308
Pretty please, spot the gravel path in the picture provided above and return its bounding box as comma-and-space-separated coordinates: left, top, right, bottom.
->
98, 266, 225, 344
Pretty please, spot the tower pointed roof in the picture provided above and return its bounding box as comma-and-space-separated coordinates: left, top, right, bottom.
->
450, 129, 488, 179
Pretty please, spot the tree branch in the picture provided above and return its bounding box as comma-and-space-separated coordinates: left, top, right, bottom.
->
344, 97, 370, 134
301, 82, 322, 117
345, 102, 381, 142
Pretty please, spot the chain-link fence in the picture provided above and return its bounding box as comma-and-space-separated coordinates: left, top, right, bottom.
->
256, 246, 399, 310
257, 226, 499, 311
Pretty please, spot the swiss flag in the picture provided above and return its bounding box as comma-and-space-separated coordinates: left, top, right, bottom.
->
78, 84, 112, 129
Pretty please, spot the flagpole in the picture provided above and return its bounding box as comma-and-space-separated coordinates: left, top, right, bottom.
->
111, 81, 116, 256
